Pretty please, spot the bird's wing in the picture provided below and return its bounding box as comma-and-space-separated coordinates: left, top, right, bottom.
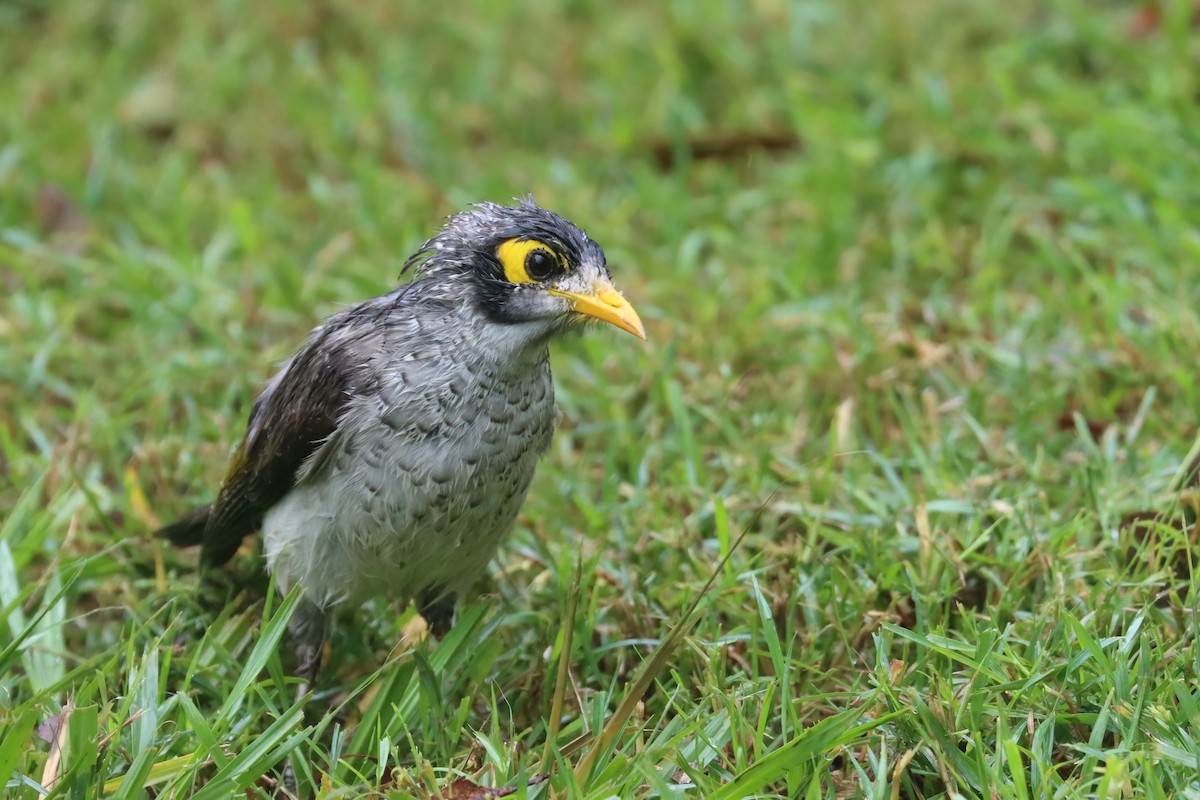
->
199, 317, 381, 566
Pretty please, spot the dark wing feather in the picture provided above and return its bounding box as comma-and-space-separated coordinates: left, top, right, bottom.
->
198, 310, 384, 566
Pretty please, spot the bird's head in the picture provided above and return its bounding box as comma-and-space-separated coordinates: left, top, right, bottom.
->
405, 198, 646, 342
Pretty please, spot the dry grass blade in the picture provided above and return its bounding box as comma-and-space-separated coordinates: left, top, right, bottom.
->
37, 700, 74, 791
541, 552, 582, 768
572, 484, 787, 786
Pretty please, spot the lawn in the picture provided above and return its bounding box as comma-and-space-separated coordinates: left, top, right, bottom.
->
3, 0, 1200, 797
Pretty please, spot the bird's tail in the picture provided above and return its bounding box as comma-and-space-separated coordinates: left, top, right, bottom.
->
156, 505, 212, 548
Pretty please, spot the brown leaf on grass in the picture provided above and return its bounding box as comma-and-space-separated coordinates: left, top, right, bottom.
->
671, 766, 694, 785
651, 130, 802, 170
1128, 5, 1163, 37
1127, 2, 1200, 38
439, 774, 549, 799
34, 185, 91, 253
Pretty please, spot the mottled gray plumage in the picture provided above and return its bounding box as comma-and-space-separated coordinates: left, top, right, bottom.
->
157, 197, 644, 691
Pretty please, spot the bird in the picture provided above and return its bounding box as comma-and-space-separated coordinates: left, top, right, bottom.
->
156, 197, 645, 692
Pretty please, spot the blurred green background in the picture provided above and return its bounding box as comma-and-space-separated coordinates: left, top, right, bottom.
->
3, 0, 1200, 797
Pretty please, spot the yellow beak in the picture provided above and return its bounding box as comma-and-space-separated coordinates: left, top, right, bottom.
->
551, 283, 647, 340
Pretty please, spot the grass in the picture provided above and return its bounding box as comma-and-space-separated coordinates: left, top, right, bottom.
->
3, 0, 1200, 796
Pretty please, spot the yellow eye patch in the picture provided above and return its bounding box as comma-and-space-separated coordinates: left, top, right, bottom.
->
497, 238, 566, 284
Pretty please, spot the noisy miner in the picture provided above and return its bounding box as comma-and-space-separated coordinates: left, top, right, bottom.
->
157, 198, 645, 692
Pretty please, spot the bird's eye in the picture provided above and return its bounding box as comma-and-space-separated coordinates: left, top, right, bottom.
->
525, 249, 557, 282
496, 238, 565, 284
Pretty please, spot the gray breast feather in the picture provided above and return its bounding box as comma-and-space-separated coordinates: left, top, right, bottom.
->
261, 341, 557, 609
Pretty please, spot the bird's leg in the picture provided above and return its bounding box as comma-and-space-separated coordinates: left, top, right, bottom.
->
282, 599, 328, 797
291, 599, 330, 703
417, 587, 458, 638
